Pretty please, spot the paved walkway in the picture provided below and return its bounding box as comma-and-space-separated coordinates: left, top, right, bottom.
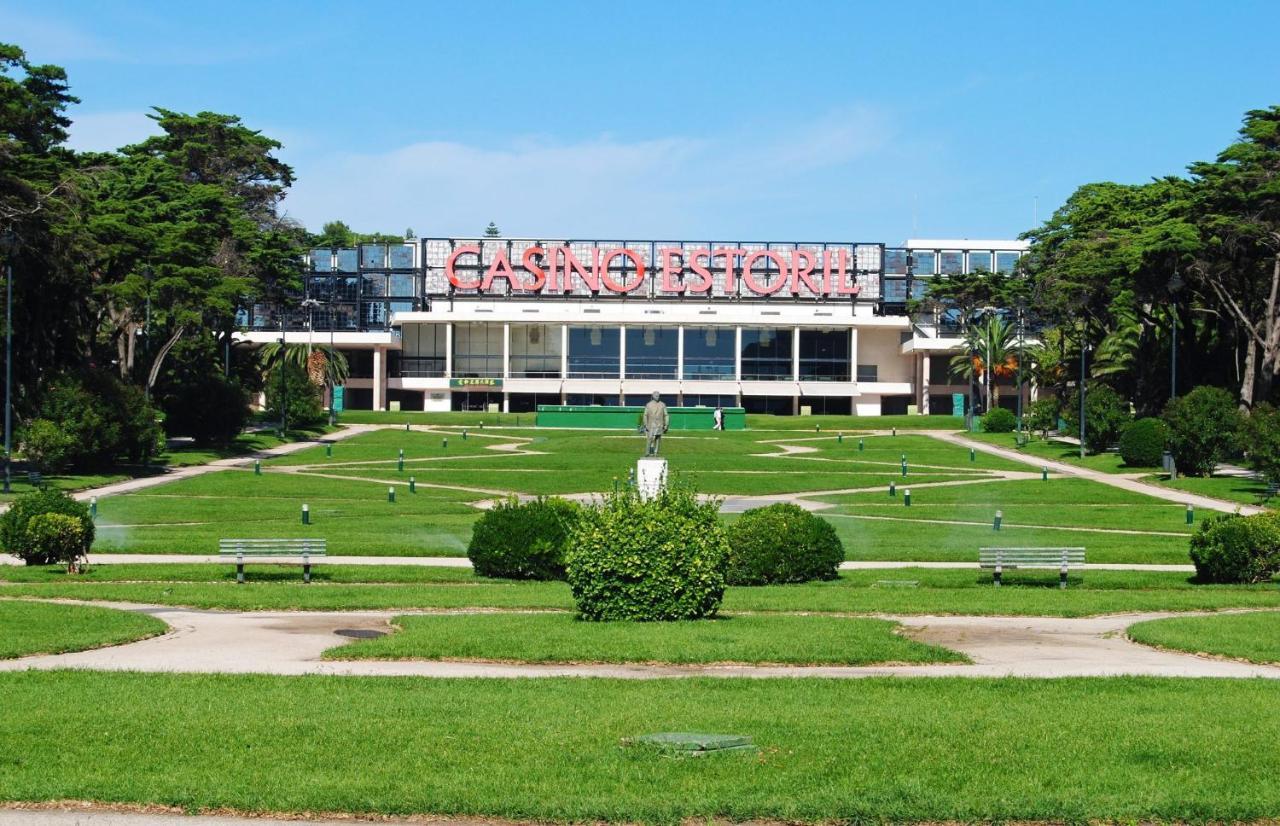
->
2, 601, 1273, 679
930, 431, 1264, 516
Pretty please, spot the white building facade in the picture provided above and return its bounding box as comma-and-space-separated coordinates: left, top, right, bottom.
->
239, 236, 1029, 416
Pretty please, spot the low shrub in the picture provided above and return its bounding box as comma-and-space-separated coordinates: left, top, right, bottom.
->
0, 488, 95, 565
26, 512, 90, 572
1026, 397, 1060, 436
1244, 402, 1280, 488
162, 374, 249, 445
264, 362, 325, 429
565, 486, 729, 621
725, 503, 843, 585
1188, 512, 1280, 584
1062, 384, 1130, 454
1163, 385, 1241, 477
19, 418, 74, 473
981, 407, 1016, 433
1118, 417, 1169, 467
35, 370, 163, 469
467, 496, 580, 580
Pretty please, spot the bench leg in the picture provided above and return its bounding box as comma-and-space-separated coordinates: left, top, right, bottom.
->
236, 552, 245, 584
1060, 566, 1068, 589
304, 553, 311, 585
993, 564, 1002, 587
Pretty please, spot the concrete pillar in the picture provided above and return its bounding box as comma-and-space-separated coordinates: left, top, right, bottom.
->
850, 327, 860, 410
792, 326, 801, 382
618, 325, 627, 381
372, 346, 386, 410
444, 322, 453, 379
502, 322, 511, 379
920, 352, 931, 415
676, 325, 685, 382
560, 324, 568, 379
734, 326, 743, 381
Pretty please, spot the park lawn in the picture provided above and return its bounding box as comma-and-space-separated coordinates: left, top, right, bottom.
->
1153, 473, 1276, 508
5, 569, 1279, 616
0, 600, 166, 658
964, 432, 1139, 473
324, 613, 965, 665
0, 562, 482, 584
266, 425, 517, 466
744, 412, 962, 431
3, 672, 1280, 822
1127, 611, 1280, 664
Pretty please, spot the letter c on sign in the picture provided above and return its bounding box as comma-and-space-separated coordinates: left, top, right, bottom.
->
445, 245, 482, 289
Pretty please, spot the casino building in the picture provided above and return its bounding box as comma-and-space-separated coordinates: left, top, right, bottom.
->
239, 236, 1029, 416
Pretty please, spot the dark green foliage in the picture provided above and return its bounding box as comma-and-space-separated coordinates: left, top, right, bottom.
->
263, 362, 324, 429
0, 488, 95, 565
34, 370, 163, 469
1063, 384, 1130, 454
565, 487, 728, 621
1163, 385, 1241, 476
1026, 397, 1060, 436
18, 418, 73, 472
468, 497, 579, 580
26, 512, 89, 570
1189, 513, 1280, 584
1244, 403, 1280, 487
725, 503, 843, 585
981, 407, 1016, 433
1118, 417, 1169, 467
162, 374, 249, 445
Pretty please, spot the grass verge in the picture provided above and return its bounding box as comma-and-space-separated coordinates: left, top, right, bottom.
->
324, 613, 965, 665
1127, 611, 1280, 664
0, 600, 166, 658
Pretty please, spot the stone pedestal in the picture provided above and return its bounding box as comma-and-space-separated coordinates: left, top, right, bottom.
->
636, 458, 668, 500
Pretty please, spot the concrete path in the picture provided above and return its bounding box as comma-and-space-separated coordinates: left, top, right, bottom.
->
0, 552, 1196, 572
2, 602, 1274, 679
931, 431, 1264, 516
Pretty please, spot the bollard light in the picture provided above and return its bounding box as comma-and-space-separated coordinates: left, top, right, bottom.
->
388, 486, 396, 503
409, 476, 416, 493
301, 503, 310, 525
463, 429, 468, 440
892, 427, 896, 437
970, 448, 976, 463
1186, 504, 1194, 525
326, 442, 332, 458
90, 497, 97, 519
904, 488, 911, 507
480, 421, 484, 430
405, 422, 410, 432
859, 438, 864, 452
442, 438, 448, 450
837, 432, 843, 444
254, 459, 261, 476
398, 449, 404, 472
994, 509, 1003, 531
901, 461, 908, 477
889, 481, 896, 497
1042, 466, 1048, 481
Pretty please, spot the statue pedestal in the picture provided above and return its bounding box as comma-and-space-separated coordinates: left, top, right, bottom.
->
636, 458, 668, 500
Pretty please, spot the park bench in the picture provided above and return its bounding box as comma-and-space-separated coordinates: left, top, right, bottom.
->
27, 471, 43, 488
979, 547, 1085, 589
218, 538, 327, 584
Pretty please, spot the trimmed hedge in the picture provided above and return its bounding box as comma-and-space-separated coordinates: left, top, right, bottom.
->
467, 497, 580, 580
565, 487, 729, 621
26, 513, 90, 572
0, 488, 96, 566
1118, 417, 1169, 468
1189, 512, 1280, 584
725, 503, 843, 585
981, 408, 1016, 433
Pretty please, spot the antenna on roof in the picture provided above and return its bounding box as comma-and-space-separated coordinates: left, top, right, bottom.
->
1033, 196, 1039, 226
912, 194, 918, 236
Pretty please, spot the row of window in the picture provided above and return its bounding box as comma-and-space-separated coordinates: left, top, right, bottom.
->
310, 245, 416, 272
884, 249, 1022, 276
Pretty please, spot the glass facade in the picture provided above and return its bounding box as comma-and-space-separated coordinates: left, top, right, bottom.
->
453, 323, 503, 378
968, 250, 992, 272
510, 323, 561, 378
682, 327, 735, 380
740, 328, 792, 380
939, 251, 964, 275
624, 327, 677, 379
798, 329, 850, 381
567, 326, 620, 378
996, 251, 1020, 274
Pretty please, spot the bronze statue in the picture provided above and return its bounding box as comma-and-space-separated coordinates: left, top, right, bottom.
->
641, 391, 669, 456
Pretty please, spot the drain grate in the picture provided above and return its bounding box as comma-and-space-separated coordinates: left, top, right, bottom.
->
334, 629, 386, 639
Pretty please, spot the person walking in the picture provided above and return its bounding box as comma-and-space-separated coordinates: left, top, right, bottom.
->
712, 406, 724, 431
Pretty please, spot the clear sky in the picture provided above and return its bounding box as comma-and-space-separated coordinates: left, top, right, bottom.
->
3, 0, 1278, 243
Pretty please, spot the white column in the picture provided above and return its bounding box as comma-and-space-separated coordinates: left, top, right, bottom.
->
734, 326, 743, 382
676, 325, 685, 382
618, 325, 627, 380
921, 352, 931, 414
792, 326, 801, 382
850, 327, 859, 410
372, 346, 386, 410
560, 324, 568, 379
444, 322, 453, 379
502, 322, 511, 379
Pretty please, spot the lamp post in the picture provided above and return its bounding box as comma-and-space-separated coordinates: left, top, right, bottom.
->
1168, 270, 1183, 400
329, 276, 337, 425
278, 306, 288, 434
1079, 337, 1091, 461
0, 231, 14, 494
141, 265, 154, 400
1016, 300, 1026, 440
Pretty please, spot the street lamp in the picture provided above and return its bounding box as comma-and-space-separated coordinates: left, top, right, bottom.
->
1079, 337, 1092, 461
1016, 300, 1026, 441
0, 230, 15, 494
1168, 270, 1183, 400
278, 305, 288, 435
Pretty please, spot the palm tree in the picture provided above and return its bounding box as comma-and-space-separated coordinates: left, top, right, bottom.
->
257, 342, 350, 389
949, 315, 1018, 410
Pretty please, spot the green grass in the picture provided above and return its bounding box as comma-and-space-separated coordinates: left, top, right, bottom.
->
3, 671, 1280, 822
0, 600, 166, 658
5, 568, 1278, 617
1127, 611, 1280, 664
1154, 473, 1276, 508
964, 432, 1139, 473
325, 612, 965, 665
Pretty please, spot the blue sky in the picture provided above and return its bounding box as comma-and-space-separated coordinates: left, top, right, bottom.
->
3, 0, 1278, 242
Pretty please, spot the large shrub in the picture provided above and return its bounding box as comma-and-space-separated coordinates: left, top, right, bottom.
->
19, 418, 74, 473
468, 496, 579, 580
1188, 512, 1280, 584
26, 513, 90, 572
725, 503, 843, 585
1026, 397, 1060, 437
1244, 402, 1280, 488
0, 488, 95, 565
981, 407, 1016, 433
264, 362, 325, 429
162, 374, 250, 445
1163, 385, 1241, 477
565, 487, 729, 621
1062, 384, 1130, 454
35, 371, 162, 469
1118, 417, 1169, 468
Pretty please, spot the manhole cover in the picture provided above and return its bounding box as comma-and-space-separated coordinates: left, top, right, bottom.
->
334, 629, 386, 639
623, 732, 755, 756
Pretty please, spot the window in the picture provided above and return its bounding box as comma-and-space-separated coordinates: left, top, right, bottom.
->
310, 249, 333, 271
912, 251, 936, 275
940, 251, 964, 275
567, 326, 620, 378
389, 245, 415, 269
454, 323, 504, 377
510, 323, 562, 378
361, 244, 387, 269
683, 327, 735, 380
740, 328, 792, 380
883, 249, 908, 274
856, 364, 878, 382
996, 251, 1020, 274
397, 324, 446, 378
929, 356, 964, 385
363, 274, 387, 297
336, 248, 358, 272
798, 329, 850, 381
968, 250, 992, 273
388, 274, 415, 296
625, 327, 677, 379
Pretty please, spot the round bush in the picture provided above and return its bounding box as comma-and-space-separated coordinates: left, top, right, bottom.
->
467, 496, 580, 580
1189, 512, 1280, 584
565, 487, 729, 621
725, 503, 843, 585
981, 407, 1016, 433
1163, 385, 1242, 477
0, 488, 95, 565
1118, 417, 1169, 467
20, 418, 74, 473
26, 512, 90, 571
